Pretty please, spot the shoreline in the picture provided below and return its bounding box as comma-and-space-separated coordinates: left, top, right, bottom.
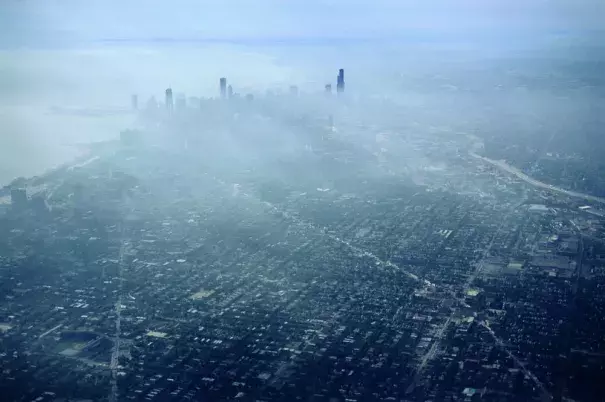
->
0, 139, 119, 192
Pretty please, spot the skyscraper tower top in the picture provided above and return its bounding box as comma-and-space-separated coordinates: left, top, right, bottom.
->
325, 84, 332, 94
165, 88, 173, 111
336, 69, 345, 94
227, 85, 234, 99
220, 78, 227, 99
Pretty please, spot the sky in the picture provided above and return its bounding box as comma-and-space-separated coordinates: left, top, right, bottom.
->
3, 0, 604, 47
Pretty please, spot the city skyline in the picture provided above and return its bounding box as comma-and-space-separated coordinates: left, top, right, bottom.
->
1, 2, 605, 401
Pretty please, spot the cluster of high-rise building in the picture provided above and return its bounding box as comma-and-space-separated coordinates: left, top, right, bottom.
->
133, 69, 346, 113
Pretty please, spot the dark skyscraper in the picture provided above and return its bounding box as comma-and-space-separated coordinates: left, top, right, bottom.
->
336, 69, 345, 94
220, 78, 227, 99
165, 88, 173, 112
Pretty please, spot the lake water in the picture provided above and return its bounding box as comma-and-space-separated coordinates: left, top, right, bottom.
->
0, 104, 133, 186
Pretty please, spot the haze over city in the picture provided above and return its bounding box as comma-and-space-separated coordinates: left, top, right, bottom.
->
2, 0, 604, 184
1, 1, 605, 401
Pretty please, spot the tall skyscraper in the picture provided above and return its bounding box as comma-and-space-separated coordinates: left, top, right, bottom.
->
220, 78, 227, 99
131, 94, 138, 110
165, 88, 173, 112
336, 69, 345, 94
325, 84, 332, 94
289, 85, 299, 97
227, 85, 234, 99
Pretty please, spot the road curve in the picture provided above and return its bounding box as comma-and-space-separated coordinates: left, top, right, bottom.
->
470, 152, 605, 205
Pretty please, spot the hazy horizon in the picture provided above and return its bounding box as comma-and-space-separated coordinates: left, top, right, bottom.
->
4, 3, 605, 401
2, 0, 605, 185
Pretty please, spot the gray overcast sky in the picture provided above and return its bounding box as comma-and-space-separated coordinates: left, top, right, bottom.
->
3, 0, 604, 47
